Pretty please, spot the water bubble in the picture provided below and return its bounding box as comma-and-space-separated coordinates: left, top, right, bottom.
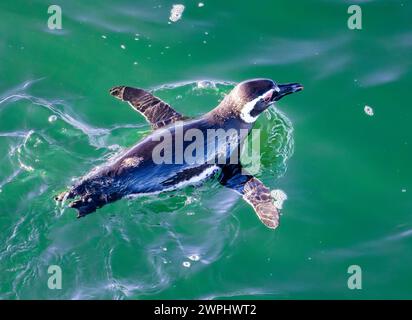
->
188, 254, 200, 261
169, 4, 185, 22
364, 105, 374, 116
48, 115, 57, 122
184, 195, 195, 205
182, 261, 191, 268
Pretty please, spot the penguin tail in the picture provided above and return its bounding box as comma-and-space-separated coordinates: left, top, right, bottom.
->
68, 192, 121, 218
69, 199, 98, 218
55, 178, 121, 218
53, 187, 95, 217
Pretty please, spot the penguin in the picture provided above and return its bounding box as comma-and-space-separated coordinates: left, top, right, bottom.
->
55, 79, 303, 229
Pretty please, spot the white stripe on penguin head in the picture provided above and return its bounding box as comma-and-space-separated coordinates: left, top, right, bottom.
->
240, 89, 275, 123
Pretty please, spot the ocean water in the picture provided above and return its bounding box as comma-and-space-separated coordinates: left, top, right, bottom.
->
0, 0, 411, 299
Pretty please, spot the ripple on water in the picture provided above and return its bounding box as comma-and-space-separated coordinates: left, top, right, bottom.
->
0, 79, 294, 299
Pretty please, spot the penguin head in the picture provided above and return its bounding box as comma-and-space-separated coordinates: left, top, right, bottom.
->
229, 79, 303, 123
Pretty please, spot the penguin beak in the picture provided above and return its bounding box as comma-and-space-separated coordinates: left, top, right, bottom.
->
273, 83, 304, 101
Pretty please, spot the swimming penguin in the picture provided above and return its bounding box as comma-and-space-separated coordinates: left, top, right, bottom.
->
56, 79, 303, 229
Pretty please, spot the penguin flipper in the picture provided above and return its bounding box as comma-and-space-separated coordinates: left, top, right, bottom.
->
109, 86, 186, 129
219, 164, 279, 229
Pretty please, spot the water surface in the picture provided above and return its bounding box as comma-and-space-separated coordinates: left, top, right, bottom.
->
0, 0, 411, 299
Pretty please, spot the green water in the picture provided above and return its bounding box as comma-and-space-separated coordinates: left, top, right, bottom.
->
1, 0, 411, 299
